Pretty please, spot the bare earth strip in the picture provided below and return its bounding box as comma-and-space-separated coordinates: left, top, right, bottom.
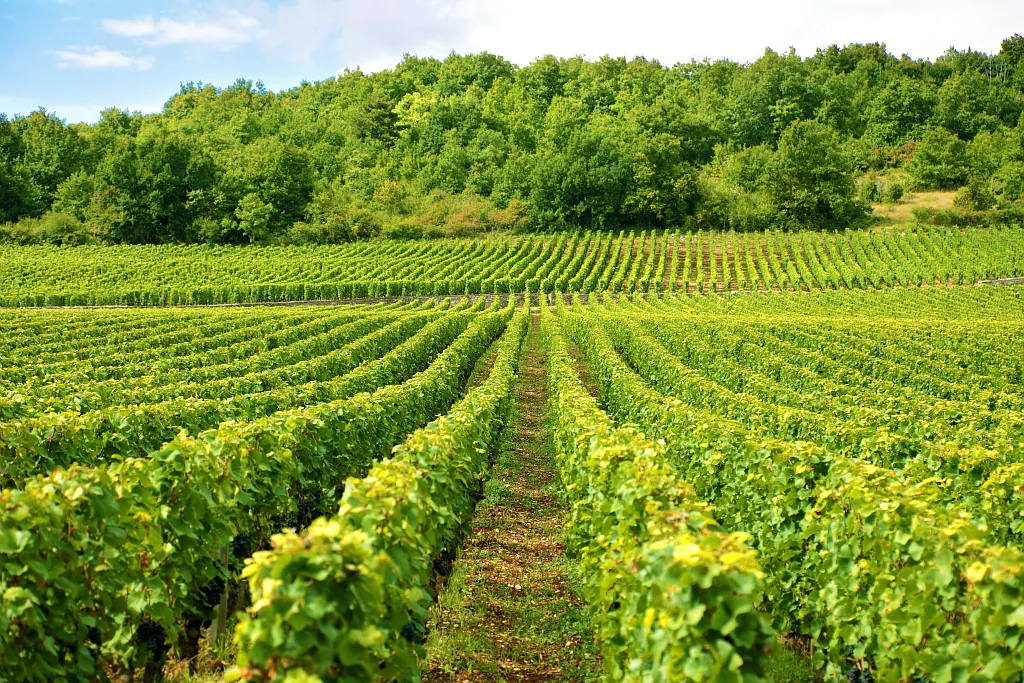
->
424, 311, 602, 683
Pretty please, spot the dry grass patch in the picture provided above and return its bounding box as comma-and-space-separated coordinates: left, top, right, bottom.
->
871, 189, 957, 224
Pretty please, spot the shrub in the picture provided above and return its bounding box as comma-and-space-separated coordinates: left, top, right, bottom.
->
695, 180, 774, 232
993, 161, 1024, 204
857, 178, 879, 203
881, 180, 905, 203
911, 206, 936, 223
287, 218, 356, 245
954, 177, 996, 211
381, 217, 425, 240
0, 212, 92, 245
719, 143, 775, 192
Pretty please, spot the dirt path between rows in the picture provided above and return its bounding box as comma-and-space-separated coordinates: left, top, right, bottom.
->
423, 312, 601, 682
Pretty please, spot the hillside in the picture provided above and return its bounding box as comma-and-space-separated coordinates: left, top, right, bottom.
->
3, 38, 1024, 244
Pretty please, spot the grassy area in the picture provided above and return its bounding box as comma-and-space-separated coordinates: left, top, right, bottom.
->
159, 626, 236, 682
765, 638, 819, 683
871, 189, 957, 225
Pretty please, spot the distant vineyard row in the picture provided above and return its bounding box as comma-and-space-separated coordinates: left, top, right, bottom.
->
2, 225, 1023, 306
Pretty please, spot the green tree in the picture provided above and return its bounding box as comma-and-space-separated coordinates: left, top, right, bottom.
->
221, 138, 315, 240
953, 177, 995, 211
907, 126, 971, 189
998, 34, 1024, 87
764, 120, 866, 229
348, 91, 399, 144
435, 52, 515, 96
51, 171, 96, 220
724, 49, 821, 146
619, 128, 700, 224
0, 114, 41, 221
865, 77, 935, 145
718, 143, 776, 192
80, 108, 142, 170
87, 134, 217, 242
11, 110, 87, 211
3, 46, 1024, 242
234, 193, 275, 241
528, 126, 630, 229
933, 70, 999, 140
515, 55, 574, 105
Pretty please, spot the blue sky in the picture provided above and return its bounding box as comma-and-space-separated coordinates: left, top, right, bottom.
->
3, 0, 1023, 124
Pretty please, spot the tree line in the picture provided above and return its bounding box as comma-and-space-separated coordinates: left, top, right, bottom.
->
2, 36, 1024, 245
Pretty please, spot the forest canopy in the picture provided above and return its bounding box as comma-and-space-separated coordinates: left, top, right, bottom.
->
3, 36, 1024, 244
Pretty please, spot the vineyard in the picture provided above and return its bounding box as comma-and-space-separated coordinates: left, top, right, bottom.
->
0, 236, 1023, 682
0, 297, 529, 679
2, 226, 1023, 307
545, 287, 1024, 681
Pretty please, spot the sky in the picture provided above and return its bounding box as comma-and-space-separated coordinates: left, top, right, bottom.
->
1, 0, 1023, 124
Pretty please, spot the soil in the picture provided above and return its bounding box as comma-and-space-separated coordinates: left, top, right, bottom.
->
423, 312, 601, 682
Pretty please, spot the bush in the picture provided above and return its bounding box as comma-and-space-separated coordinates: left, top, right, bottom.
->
987, 204, 1024, 224
51, 171, 95, 221
417, 190, 528, 237
719, 144, 775, 192
350, 208, 382, 239
0, 212, 93, 245
993, 161, 1024, 204
954, 177, 996, 211
857, 178, 879, 203
910, 203, 1018, 227
881, 181, 905, 203
189, 216, 229, 244
381, 217, 425, 240
912, 206, 983, 226
695, 179, 774, 232
234, 193, 275, 242
287, 218, 356, 245
486, 197, 530, 233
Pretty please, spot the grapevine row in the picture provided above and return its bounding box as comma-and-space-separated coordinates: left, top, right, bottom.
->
2, 226, 1022, 306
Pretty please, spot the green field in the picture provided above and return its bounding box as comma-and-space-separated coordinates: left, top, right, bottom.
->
547, 288, 1024, 681
2, 225, 1023, 306
7, 21, 1024, 683
1, 244, 1022, 682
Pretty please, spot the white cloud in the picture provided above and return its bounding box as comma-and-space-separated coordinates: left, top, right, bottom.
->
94, 0, 1024, 79
53, 47, 154, 70
260, 0, 469, 67
102, 10, 259, 50
261, 0, 345, 63
450, 0, 1023, 67
99, 0, 470, 67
